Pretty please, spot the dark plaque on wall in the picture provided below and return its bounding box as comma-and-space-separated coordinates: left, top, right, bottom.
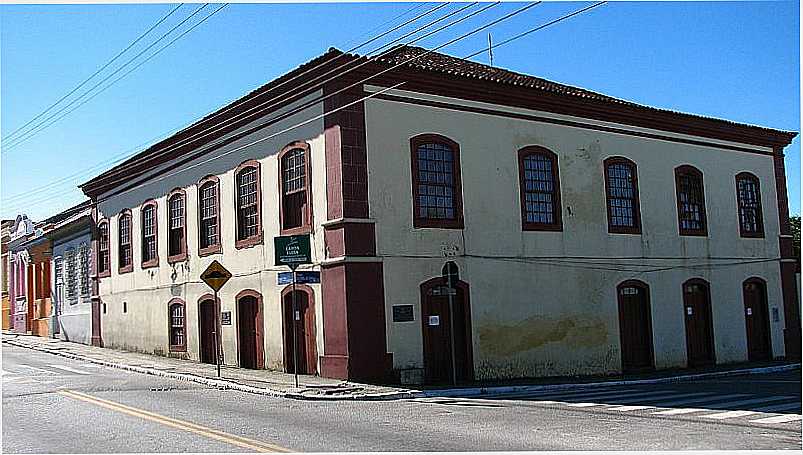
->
392, 305, 414, 322
221, 311, 232, 326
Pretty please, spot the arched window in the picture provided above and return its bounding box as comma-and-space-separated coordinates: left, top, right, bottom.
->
198, 176, 221, 256
735, 172, 764, 238
674, 165, 707, 236
118, 210, 133, 273
235, 161, 262, 248
97, 220, 110, 277
410, 134, 464, 229
604, 157, 641, 234
279, 142, 312, 234
518, 146, 562, 231
141, 201, 158, 268
168, 298, 186, 352
167, 190, 187, 262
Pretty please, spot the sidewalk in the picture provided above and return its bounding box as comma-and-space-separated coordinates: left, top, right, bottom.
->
1, 332, 416, 401
3, 331, 799, 401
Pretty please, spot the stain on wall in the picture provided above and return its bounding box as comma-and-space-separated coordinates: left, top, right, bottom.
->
478, 314, 608, 357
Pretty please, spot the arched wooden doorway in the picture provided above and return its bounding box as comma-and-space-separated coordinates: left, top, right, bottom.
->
617, 280, 655, 373
682, 279, 716, 367
743, 278, 772, 361
236, 290, 264, 369
197, 296, 217, 365
282, 285, 317, 375
420, 276, 473, 384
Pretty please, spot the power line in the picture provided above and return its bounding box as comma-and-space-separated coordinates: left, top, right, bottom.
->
91, 2, 486, 183
0, 2, 452, 207
2, 3, 214, 152
94, 2, 542, 203
464, 1, 607, 60
1, 3, 185, 145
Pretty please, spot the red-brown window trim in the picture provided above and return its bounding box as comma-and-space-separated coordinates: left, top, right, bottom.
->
141, 200, 159, 269
603, 156, 642, 235
674, 165, 708, 237
735, 172, 765, 238
278, 141, 313, 236
118, 209, 134, 274
97, 219, 111, 278
167, 188, 188, 264
410, 133, 465, 229
518, 146, 563, 231
167, 297, 187, 352
197, 175, 222, 256
234, 160, 263, 249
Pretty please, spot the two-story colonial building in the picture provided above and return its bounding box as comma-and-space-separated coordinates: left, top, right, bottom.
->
79, 46, 799, 384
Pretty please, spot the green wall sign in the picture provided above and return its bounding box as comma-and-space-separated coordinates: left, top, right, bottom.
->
274, 234, 311, 268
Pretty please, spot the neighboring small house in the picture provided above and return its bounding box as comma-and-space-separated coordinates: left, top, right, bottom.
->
2, 219, 13, 330
8, 214, 42, 335
46, 201, 95, 344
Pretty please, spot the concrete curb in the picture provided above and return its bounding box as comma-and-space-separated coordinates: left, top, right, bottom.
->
418, 363, 802, 398
2, 338, 417, 401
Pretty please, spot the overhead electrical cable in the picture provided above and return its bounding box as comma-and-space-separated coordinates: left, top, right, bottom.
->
0, 2, 451, 208
93, 2, 547, 203
1, 3, 185, 145
89, 1, 489, 180
2, 3, 214, 151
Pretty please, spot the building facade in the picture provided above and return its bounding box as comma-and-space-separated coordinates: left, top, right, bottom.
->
79, 46, 799, 383
47, 202, 95, 344
2, 220, 12, 330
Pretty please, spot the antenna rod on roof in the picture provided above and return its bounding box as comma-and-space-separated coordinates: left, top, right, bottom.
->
488, 33, 494, 66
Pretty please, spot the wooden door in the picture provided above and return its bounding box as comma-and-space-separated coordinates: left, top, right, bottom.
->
198, 300, 217, 364
683, 280, 716, 367
421, 283, 472, 384
238, 296, 262, 369
283, 291, 316, 375
617, 282, 655, 373
744, 280, 772, 361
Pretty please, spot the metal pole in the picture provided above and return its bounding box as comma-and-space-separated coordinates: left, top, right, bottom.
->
214, 288, 221, 378
291, 267, 299, 388
447, 281, 457, 386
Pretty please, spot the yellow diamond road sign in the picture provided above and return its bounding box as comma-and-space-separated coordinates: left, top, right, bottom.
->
201, 260, 232, 292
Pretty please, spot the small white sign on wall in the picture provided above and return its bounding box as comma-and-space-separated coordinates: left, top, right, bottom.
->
746, 307, 753, 316
428, 315, 440, 326
686, 307, 693, 316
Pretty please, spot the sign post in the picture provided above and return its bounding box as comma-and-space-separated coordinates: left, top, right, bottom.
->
442, 261, 459, 386
200, 260, 232, 378
274, 234, 312, 388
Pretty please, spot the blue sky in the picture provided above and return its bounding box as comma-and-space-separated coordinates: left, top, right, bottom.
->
1, 1, 799, 221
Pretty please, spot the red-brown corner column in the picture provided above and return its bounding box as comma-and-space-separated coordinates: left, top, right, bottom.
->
320, 82, 393, 382
90, 203, 103, 347
773, 147, 800, 360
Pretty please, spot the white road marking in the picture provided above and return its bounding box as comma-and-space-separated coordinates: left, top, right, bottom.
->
565, 402, 604, 407
703, 395, 794, 410
702, 410, 758, 420
647, 393, 748, 407
751, 402, 803, 413
493, 388, 641, 401
607, 405, 654, 411
652, 408, 705, 416
47, 364, 92, 375
749, 414, 803, 424
15, 364, 56, 375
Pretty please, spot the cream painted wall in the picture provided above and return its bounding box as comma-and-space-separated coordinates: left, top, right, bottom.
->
364, 91, 786, 379
96, 94, 330, 371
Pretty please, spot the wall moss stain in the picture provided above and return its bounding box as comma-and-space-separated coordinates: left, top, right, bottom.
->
478, 314, 608, 357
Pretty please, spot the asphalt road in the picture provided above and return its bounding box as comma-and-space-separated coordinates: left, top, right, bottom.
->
2, 344, 801, 452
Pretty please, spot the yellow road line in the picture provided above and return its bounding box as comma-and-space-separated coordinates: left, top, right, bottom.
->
58, 389, 293, 453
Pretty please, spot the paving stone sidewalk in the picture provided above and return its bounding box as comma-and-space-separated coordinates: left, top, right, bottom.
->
1, 332, 416, 400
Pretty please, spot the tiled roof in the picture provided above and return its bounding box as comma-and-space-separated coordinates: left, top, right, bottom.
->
369, 45, 796, 139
